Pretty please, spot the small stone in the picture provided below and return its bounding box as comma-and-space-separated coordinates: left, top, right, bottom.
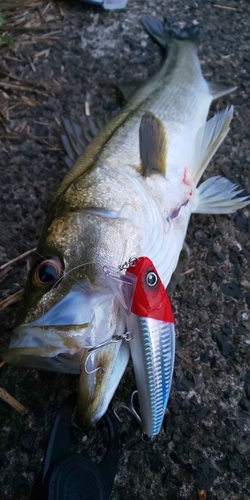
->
172, 433, 180, 443
195, 407, 210, 420
20, 429, 36, 453
175, 376, 193, 392
198, 297, 210, 307
221, 322, 232, 336
209, 303, 218, 313
213, 333, 235, 358
202, 366, 213, 380
235, 442, 249, 455
234, 215, 249, 232
210, 356, 217, 368
223, 304, 235, 318
236, 324, 247, 335
235, 410, 249, 431
200, 346, 213, 363
229, 455, 243, 470
244, 383, 250, 400
186, 295, 199, 310
238, 398, 250, 411
35, 124, 49, 137
201, 394, 209, 404
245, 370, 250, 384
245, 292, 250, 311
220, 282, 241, 300
241, 279, 250, 291
216, 487, 227, 500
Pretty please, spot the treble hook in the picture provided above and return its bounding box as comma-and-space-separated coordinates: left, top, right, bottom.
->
84, 331, 132, 374
114, 391, 141, 425
113, 391, 154, 442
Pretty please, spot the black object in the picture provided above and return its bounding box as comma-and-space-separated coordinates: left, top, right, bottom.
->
31, 392, 119, 500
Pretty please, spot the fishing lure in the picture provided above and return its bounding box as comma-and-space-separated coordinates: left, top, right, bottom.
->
105, 256, 175, 438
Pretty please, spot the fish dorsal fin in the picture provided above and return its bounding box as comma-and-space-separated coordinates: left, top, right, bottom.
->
192, 106, 233, 186
139, 111, 167, 176
208, 81, 237, 102
60, 115, 106, 168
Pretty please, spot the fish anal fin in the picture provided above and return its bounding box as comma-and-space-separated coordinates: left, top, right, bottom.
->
139, 111, 167, 176
208, 81, 237, 102
192, 176, 250, 214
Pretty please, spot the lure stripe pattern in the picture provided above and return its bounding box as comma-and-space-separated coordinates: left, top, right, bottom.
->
139, 317, 175, 436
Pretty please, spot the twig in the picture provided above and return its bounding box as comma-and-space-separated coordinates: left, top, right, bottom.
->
0, 289, 24, 310
213, 4, 236, 10
2, 25, 62, 32
180, 268, 195, 276
0, 135, 56, 146
0, 265, 13, 284
0, 81, 50, 97
198, 491, 206, 500
0, 108, 8, 121
0, 247, 36, 271
0, 67, 51, 90
0, 361, 6, 369
0, 387, 28, 414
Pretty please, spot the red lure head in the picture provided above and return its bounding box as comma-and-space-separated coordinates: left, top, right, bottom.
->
125, 257, 174, 322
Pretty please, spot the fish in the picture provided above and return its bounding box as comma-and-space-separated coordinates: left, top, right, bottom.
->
106, 256, 175, 437
3, 16, 249, 427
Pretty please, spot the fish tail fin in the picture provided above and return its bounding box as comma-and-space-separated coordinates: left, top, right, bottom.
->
192, 106, 234, 186
141, 15, 202, 49
192, 176, 250, 214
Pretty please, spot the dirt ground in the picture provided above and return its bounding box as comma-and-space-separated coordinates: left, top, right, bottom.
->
0, 1, 250, 499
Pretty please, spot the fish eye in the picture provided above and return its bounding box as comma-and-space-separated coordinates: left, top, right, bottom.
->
145, 271, 158, 287
32, 257, 63, 287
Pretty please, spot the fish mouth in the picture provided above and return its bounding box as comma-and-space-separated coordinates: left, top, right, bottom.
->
3, 323, 89, 374
4, 284, 130, 425
3, 284, 122, 374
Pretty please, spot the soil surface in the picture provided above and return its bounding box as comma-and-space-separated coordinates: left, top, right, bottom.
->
0, 1, 250, 499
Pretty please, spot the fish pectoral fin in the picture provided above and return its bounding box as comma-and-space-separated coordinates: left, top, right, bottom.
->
208, 81, 237, 102
139, 111, 167, 176
192, 106, 234, 185
192, 176, 250, 214
61, 114, 106, 168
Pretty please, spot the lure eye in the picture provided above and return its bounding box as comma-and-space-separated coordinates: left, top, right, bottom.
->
32, 257, 63, 287
145, 271, 158, 287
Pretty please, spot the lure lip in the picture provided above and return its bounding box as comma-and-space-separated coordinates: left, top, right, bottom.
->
103, 265, 137, 313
